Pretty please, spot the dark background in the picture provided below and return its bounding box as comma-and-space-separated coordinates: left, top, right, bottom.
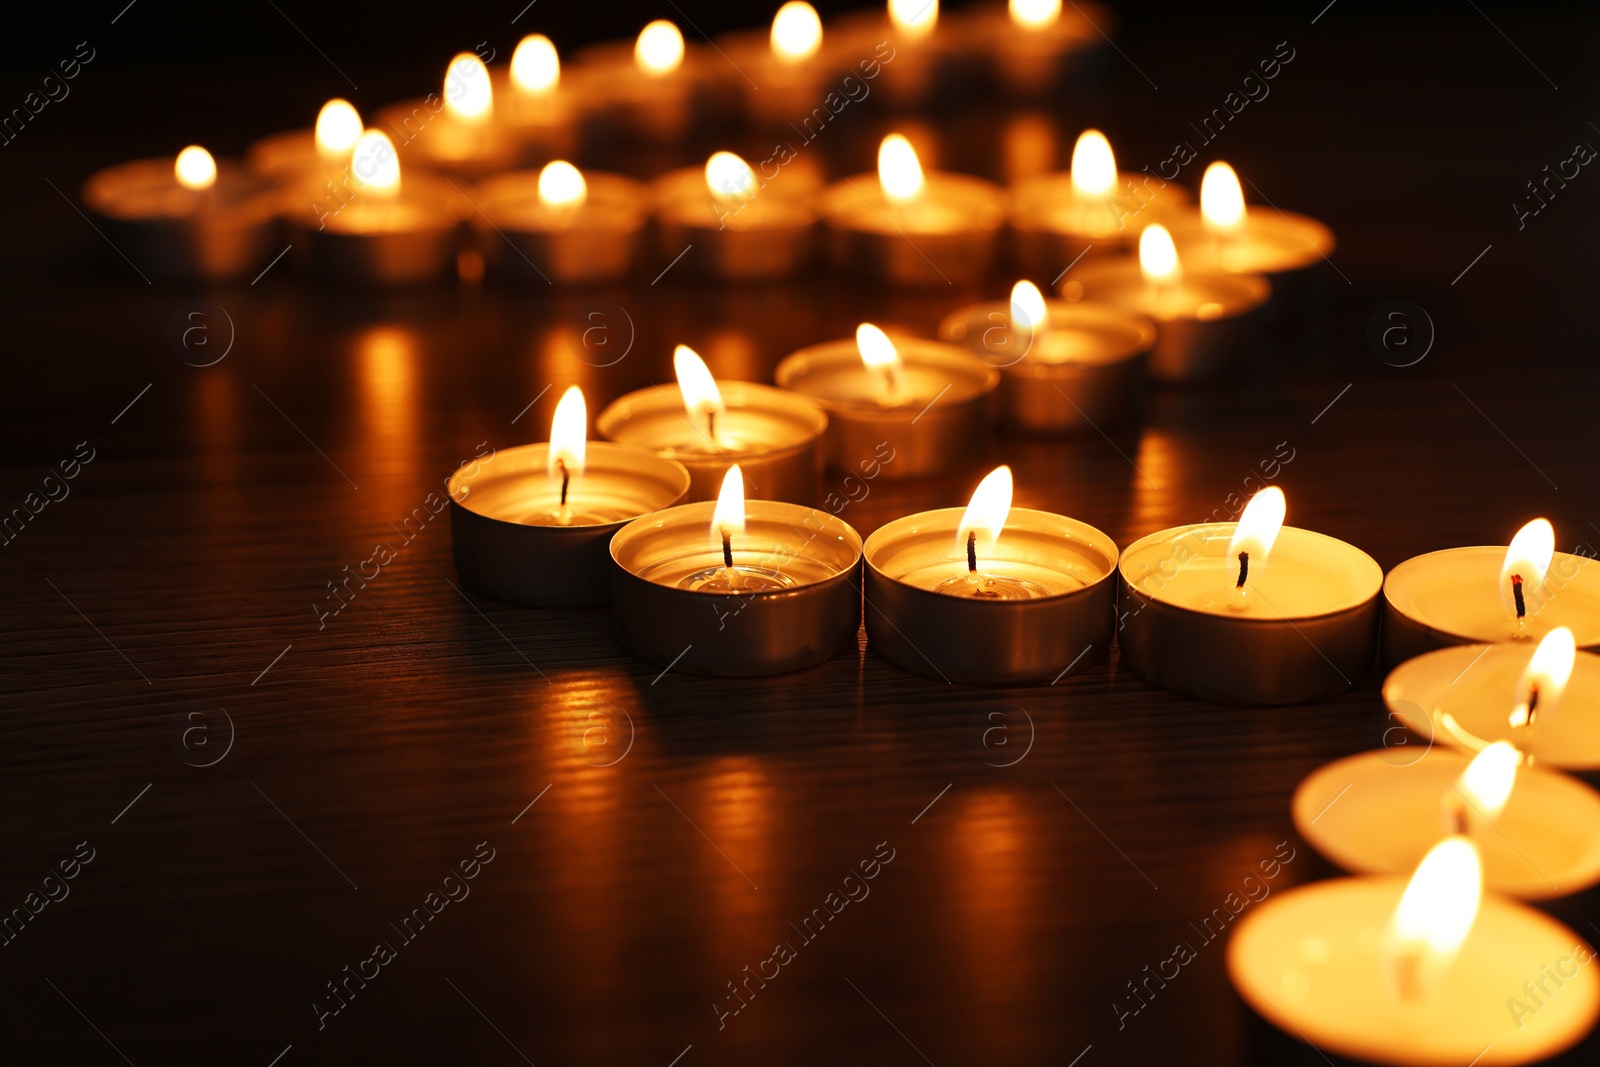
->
3, 2, 1599, 1065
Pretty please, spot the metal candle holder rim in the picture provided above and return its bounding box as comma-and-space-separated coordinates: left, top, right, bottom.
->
446, 440, 692, 529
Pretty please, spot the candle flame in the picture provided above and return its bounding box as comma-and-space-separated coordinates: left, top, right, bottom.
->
314, 100, 363, 159
1385, 835, 1483, 1002
351, 130, 401, 196
674, 345, 725, 439
512, 34, 560, 92
1500, 518, 1554, 616
175, 145, 217, 191
1009, 280, 1049, 335
636, 20, 685, 75
1227, 486, 1286, 582
1009, 0, 1062, 28
548, 386, 587, 483
957, 466, 1014, 560
1201, 161, 1246, 233
771, 1, 823, 61
1510, 626, 1577, 728
1139, 224, 1182, 285
889, 0, 938, 37
712, 465, 746, 551
706, 151, 758, 204
538, 161, 586, 208
878, 134, 925, 203
855, 323, 903, 396
1070, 129, 1116, 198
444, 53, 493, 122
1454, 741, 1518, 822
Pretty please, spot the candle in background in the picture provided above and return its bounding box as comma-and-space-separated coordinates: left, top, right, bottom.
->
1168, 160, 1337, 282
716, 2, 831, 129
247, 98, 365, 180
473, 159, 648, 284
650, 150, 819, 279
957, 0, 1109, 99
377, 53, 520, 179
498, 34, 580, 163
572, 19, 722, 154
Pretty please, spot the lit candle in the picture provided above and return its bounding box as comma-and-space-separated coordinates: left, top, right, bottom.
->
649, 150, 819, 280
940, 278, 1154, 432
1384, 518, 1600, 664
957, 0, 1109, 98
1009, 128, 1192, 277
473, 159, 647, 284
715, 2, 830, 129
819, 133, 1005, 286
447, 386, 690, 607
1229, 837, 1600, 1065
1117, 486, 1383, 702
596, 345, 827, 504
572, 19, 718, 149
609, 463, 864, 676
1167, 160, 1337, 281
247, 98, 365, 180
775, 322, 998, 477
861, 465, 1120, 683
374, 53, 519, 179
82, 144, 279, 282
498, 34, 579, 161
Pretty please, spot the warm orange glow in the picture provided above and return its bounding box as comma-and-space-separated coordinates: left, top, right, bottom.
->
444, 53, 493, 122
712, 465, 746, 552
1009, 0, 1062, 28
957, 466, 1014, 560
351, 130, 400, 196
855, 323, 902, 397
1500, 518, 1555, 616
1510, 626, 1577, 728
1139, 223, 1181, 286
1386, 835, 1483, 1001
771, 1, 823, 61
705, 151, 758, 204
548, 386, 587, 485
1455, 741, 1518, 821
538, 161, 586, 208
1227, 486, 1286, 581
878, 134, 925, 203
636, 20, 685, 74
512, 34, 560, 92
1201, 161, 1246, 233
175, 145, 217, 190
890, 0, 938, 37
314, 100, 363, 159
1069, 129, 1116, 198
1009, 280, 1049, 336
674, 345, 725, 438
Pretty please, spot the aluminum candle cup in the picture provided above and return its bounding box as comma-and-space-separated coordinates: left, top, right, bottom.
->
492, 74, 580, 163
1117, 525, 1382, 703
650, 165, 818, 281
1228, 878, 1599, 1067
1383, 547, 1600, 665
938, 298, 1152, 433
1166, 208, 1335, 282
472, 170, 647, 284
597, 382, 827, 505
448, 442, 690, 607
1292, 747, 1600, 899
570, 37, 722, 147
373, 102, 521, 181
819, 172, 1006, 288
862, 508, 1117, 685
774, 337, 998, 478
609, 500, 862, 676
82, 157, 279, 282
1009, 172, 1189, 277
290, 172, 466, 285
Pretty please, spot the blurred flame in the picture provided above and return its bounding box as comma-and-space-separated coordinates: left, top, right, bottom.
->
1201, 161, 1246, 232
957, 466, 1014, 559
1009, 0, 1062, 28
706, 151, 758, 203
855, 323, 902, 396
1500, 518, 1554, 616
1510, 627, 1577, 728
1386, 836, 1483, 1000
175, 145, 216, 190
712, 465, 746, 550
512, 35, 561, 92
444, 53, 493, 122
351, 131, 401, 196
1010, 280, 1049, 335
879, 134, 925, 202
548, 386, 587, 483
1139, 224, 1181, 285
771, 1, 823, 61
674, 345, 725, 436
1455, 741, 1518, 821
636, 20, 685, 74
314, 100, 363, 159
538, 161, 586, 208
1070, 129, 1116, 198
1227, 486, 1286, 580
890, 0, 938, 37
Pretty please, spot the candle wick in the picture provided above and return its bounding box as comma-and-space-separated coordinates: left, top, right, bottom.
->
1526, 682, 1541, 728
1511, 573, 1526, 619
721, 525, 733, 570
1235, 551, 1249, 589
882, 366, 898, 399
706, 409, 717, 446
557, 458, 570, 507
966, 530, 977, 574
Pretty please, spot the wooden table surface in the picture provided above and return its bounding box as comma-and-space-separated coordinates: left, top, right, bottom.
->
3, 5, 1599, 1064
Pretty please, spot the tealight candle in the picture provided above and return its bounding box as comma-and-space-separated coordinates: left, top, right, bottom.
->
494, 34, 579, 163
960, 0, 1108, 98
610, 465, 863, 676
596, 345, 827, 504
1117, 487, 1382, 703
1061, 222, 1270, 381
716, 2, 831, 129
1386, 628, 1600, 769
376, 53, 520, 179
1229, 838, 1600, 1066
448, 387, 691, 607
939, 280, 1153, 432
775, 323, 998, 477
862, 466, 1119, 684
572, 20, 719, 149
82, 145, 279, 282
1009, 129, 1191, 277
1384, 518, 1600, 664
473, 161, 647, 284
829, 0, 964, 110
819, 134, 1005, 287
1293, 740, 1600, 899
247, 98, 365, 181
1166, 161, 1336, 281
289, 130, 467, 285
650, 151, 819, 280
